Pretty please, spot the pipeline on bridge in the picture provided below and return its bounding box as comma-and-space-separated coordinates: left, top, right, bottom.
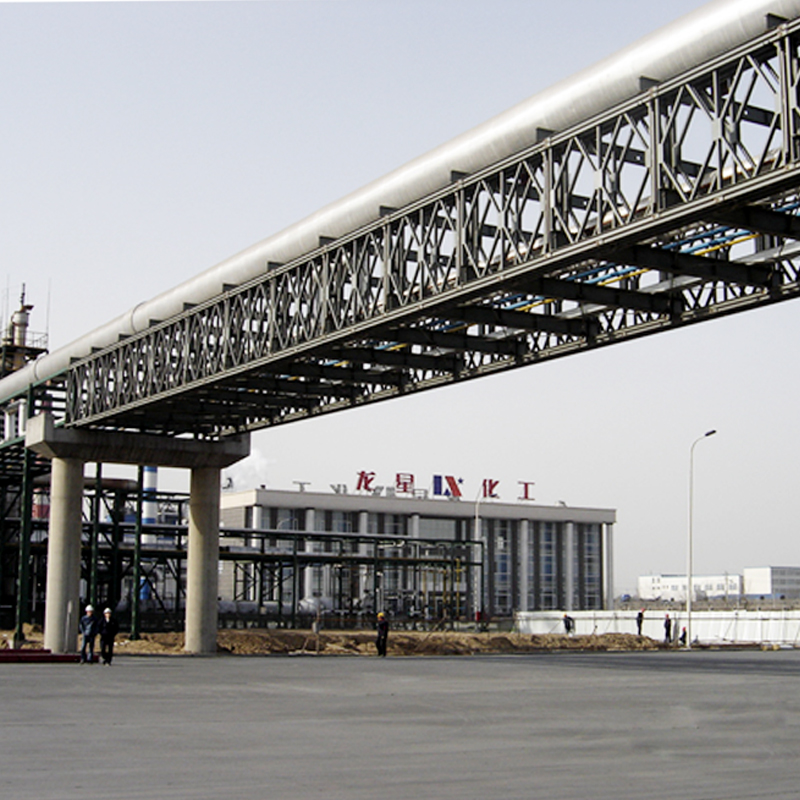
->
1, 0, 798, 405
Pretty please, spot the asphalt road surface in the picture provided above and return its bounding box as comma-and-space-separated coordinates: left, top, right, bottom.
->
2, 649, 799, 799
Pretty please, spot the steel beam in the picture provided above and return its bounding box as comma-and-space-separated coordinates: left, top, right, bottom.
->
621, 245, 775, 287
326, 346, 458, 373
376, 327, 520, 356
446, 304, 592, 337
710, 205, 800, 238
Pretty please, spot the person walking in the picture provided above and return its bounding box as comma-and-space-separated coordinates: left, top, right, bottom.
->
79, 605, 99, 664
563, 613, 574, 635
98, 607, 119, 666
636, 609, 644, 636
663, 613, 672, 645
376, 612, 389, 657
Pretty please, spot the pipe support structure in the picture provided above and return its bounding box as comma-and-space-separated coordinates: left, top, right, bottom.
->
24, 413, 249, 654
2, 0, 799, 409
43, 457, 84, 653
185, 467, 222, 654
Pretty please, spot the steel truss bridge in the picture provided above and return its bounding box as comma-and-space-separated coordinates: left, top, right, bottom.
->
0, 20, 798, 439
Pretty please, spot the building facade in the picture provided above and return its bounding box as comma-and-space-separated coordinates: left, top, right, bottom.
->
637, 573, 743, 602
743, 567, 800, 599
220, 487, 616, 619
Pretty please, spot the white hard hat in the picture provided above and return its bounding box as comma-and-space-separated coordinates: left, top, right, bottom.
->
103, 608, 112, 614
85, 604, 94, 612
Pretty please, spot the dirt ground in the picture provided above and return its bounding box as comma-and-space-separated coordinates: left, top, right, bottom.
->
2, 623, 663, 656
209, 629, 664, 657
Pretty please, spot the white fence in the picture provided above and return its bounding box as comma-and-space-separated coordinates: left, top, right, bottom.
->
515, 609, 800, 646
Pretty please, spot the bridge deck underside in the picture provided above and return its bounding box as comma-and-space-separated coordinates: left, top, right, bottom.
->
13, 22, 800, 439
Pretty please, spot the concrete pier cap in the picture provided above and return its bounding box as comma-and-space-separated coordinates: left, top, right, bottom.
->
26, 413, 250, 655
25, 412, 250, 469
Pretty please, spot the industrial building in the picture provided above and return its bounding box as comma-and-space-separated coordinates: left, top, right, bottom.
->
1, 474, 615, 633
638, 573, 743, 602
638, 567, 800, 602
742, 567, 800, 599
220, 486, 616, 619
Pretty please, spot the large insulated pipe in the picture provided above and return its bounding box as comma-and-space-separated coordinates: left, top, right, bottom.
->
2, 0, 799, 404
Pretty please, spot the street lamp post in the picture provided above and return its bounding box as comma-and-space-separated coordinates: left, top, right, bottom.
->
687, 429, 716, 649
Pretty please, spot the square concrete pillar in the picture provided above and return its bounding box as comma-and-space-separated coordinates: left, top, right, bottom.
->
564, 521, 575, 612
604, 523, 615, 610
518, 519, 530, 612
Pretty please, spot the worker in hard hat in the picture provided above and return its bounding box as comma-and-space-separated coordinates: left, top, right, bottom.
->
79, 605, 98, 664
376, 611, 389, 657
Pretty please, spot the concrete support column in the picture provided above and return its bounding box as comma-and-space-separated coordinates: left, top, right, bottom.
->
410, 513, 420, 539
358, 511, 369, 601
472, 513, 485, 619
252, 505, 267, 553
564, 521, 575, 612
252, 505, 265, 607
185, 467, 221, 654
518, 519, 530, 612
43, 457, 85, 653
253, 505, 267, 530
302, 508, 317, 603
604, 523, 615, 610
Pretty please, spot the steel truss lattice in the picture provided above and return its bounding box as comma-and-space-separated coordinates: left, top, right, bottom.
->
55, 21, 800, 437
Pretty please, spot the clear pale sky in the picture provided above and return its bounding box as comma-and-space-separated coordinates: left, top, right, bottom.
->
2, 0, 797, 594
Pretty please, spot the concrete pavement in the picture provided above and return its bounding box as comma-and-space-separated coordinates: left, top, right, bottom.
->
2, 649, 799, 799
